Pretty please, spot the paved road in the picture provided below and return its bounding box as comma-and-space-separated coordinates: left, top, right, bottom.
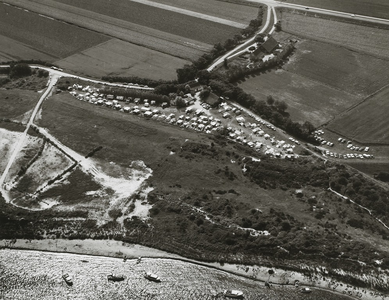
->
207, 4, 276, 72
248, 0, 389, 24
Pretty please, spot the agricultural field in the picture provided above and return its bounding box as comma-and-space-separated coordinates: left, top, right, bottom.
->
237, 31, 389, 127
0, 89, 41, 120
238, 69, 358, 126
54, 0, 241, 45
55, 39, 189, 80
0, 4, 110, 60
149, 0, 259, 24
327, 86, 389, 145
283, 37, 389, 97
279, 10, 389, 59
0, 35, 55, 62
280, 0, 389, 19
0, 249, 352, 300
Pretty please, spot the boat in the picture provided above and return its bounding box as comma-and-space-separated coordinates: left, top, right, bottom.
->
62, 273, 73, 286
223, 289, 244, 299
144, 272, 161, 282
301, 287, 312, 293
107, 274, 125, 282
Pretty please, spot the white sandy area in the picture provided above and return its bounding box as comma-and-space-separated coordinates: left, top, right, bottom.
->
2, 238, 386, 300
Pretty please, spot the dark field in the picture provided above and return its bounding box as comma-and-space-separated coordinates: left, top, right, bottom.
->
54, 0, 240, 45
0, 4, 109, 59
281, 0, 389, 19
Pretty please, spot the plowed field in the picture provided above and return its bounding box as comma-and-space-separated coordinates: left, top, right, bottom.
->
0, 4, 109, 59
54, 0, 241, 45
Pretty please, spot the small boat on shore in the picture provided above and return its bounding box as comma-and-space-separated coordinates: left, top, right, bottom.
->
62, 273, 73, 286
223, 289, 244, 299
301, 287, 312, 293
144, 272, 161, 282
107, 274, 125, 282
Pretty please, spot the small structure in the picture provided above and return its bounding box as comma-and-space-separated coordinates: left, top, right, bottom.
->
257, 36, 279, 54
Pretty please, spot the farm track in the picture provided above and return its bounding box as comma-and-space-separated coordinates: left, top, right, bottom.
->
3, 0, 211, 61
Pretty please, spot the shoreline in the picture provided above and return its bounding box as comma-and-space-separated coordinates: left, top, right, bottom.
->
1, 238, 386, 300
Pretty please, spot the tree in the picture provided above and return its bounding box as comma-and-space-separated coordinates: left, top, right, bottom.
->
10, 63, 32, 78
176, 64, 197, 83
266, 95, 275, 106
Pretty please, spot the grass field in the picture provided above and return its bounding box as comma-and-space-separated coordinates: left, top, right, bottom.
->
0, 5, 109, 59
54, 0, 241, 45
238, 69, 358, 126
280, 0, 389, 19
281, 35, 389, 97
55, 39, 189, 80
279, 10, 389, 59
148, 0, 259, 24
327, 86, 389, 145
0, 35, 56, 62
0, 89, 41, 120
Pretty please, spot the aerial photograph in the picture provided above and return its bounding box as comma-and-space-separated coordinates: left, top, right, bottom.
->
1, 0, 389, 299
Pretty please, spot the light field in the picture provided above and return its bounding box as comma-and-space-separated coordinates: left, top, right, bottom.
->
0, 4, 109, 59
54, 0, 241, 45
239, 69, 357, 126
327, 86, 389, 145
281, 0, 389, 19
284, 38, 389, 97
280, 11, 389, 59
55, 39, 189, 80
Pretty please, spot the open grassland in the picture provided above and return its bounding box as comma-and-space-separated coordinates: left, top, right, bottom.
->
279, 10, 389, 59
38, 93, 205, 167
283, 37, 389, 97
327, 86, 389, 145
0, 89, 40, 120
55, 39, 189, 80
148, 0, 259, 24
0, 250, 352, 300
8, 0, 210, 61
54, 0, 241, 45
238, 69, 358, 126
280, 0, 389, 19
0, 5, 109, 59
0, 35, 55, 62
